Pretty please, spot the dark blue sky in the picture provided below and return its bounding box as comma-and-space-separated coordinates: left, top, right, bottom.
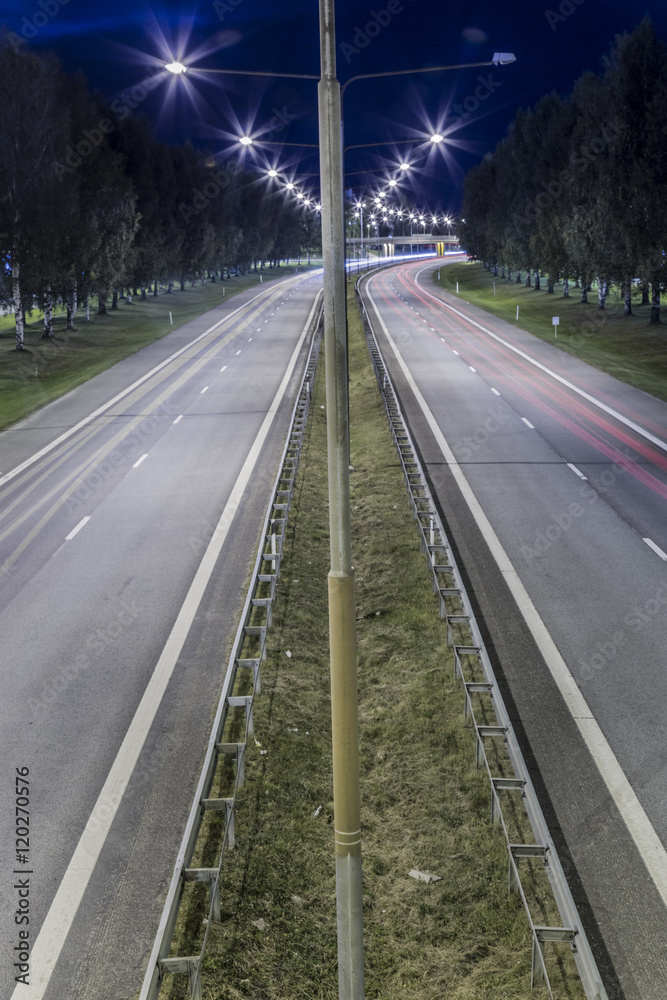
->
3, 0, 666, 214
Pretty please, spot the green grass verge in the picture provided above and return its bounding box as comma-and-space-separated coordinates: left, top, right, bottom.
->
160, 287, 586, 999
0, 265, 318, 432
436, 262, 667, 402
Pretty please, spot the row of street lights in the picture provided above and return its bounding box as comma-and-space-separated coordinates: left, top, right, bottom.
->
164, 24, 514, 1000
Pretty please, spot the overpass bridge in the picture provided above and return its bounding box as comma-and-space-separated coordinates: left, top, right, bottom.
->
346, 233, 461, 258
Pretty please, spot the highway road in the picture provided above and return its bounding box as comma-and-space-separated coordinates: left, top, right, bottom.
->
360, 257, 667, 1000
0, 269, 322, 1000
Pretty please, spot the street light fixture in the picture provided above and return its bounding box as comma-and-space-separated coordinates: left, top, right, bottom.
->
165, 60, 187, 74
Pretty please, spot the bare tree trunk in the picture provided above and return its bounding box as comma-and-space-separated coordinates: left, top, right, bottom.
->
85, 296, 91, 321
66, 284, 78, 330
111, 290, 119, 310
580, 277, 588, 303
534, 269, 541, 290
623, 280, 632, 316
650, 283, 661, 324
597, 280, 608, 310
515, 271, 521, 283
141, 286, 147, 301
563, 277, 569, 298
180, 278, 186, 291
167, 280, 173, 293
42, 288, 54, 338
547, 274, 555, 294
126, 289, 133, 304
641, 283, 650, 306
153, 280, 158, 296
98, 291, 107, 315
525, 271, 531, 287
13, 265, 25, 351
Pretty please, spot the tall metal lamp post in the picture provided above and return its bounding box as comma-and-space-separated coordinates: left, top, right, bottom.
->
318, 2, 364, 997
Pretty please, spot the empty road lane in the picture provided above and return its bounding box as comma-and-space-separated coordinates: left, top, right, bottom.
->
361, 258, 667, 1000
1, 270, 322, 1000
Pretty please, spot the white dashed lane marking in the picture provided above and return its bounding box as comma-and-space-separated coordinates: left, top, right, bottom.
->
66, 516, 90, 541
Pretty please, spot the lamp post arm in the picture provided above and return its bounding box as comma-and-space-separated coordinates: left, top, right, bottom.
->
341, 60, 495, 98
197, 66, 319, 80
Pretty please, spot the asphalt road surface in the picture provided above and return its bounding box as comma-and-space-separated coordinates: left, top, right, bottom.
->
0, 269, 322, 1000
361, 257, 667, 1000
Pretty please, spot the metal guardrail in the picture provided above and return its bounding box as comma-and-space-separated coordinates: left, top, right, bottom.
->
139, 297, 323, 1000
356, 280, 608, 1000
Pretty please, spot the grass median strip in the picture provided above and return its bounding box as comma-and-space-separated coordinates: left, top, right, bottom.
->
437, 262, 667, 402
163, 289, 584, 999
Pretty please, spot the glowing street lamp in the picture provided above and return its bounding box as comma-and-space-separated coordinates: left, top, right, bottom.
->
239, 135, 253, 146
165, 60, 187, 74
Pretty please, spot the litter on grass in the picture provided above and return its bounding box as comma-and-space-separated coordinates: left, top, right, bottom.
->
409, 869, 442, 884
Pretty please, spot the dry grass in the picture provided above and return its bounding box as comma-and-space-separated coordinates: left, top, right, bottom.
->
160, 287, 586, 1000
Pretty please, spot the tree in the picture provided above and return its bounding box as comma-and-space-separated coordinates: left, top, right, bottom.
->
0, 47, 69, 349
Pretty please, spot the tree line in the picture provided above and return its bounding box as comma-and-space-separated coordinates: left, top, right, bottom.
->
0, 45, 321, 350
459, 18, 667, 323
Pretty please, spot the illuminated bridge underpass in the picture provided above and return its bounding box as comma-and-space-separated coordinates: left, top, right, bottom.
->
346, 234, 461, 257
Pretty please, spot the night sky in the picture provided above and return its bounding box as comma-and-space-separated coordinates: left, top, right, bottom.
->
3, 0, 666, 214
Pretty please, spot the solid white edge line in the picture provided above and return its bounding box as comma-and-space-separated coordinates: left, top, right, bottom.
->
1, 274, 311, 490
414, 263, 667, 455
220, 366, 227, 372
65, 516, 90, 541
13, 294, 318, 1000
200, 386, 209, 394
132, 454, 148, 468
567, 462, 588, 481
365, 275, 667, 908
521, 417, 535, 429
643, 537, 667, 562
173, 415, 183, 424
